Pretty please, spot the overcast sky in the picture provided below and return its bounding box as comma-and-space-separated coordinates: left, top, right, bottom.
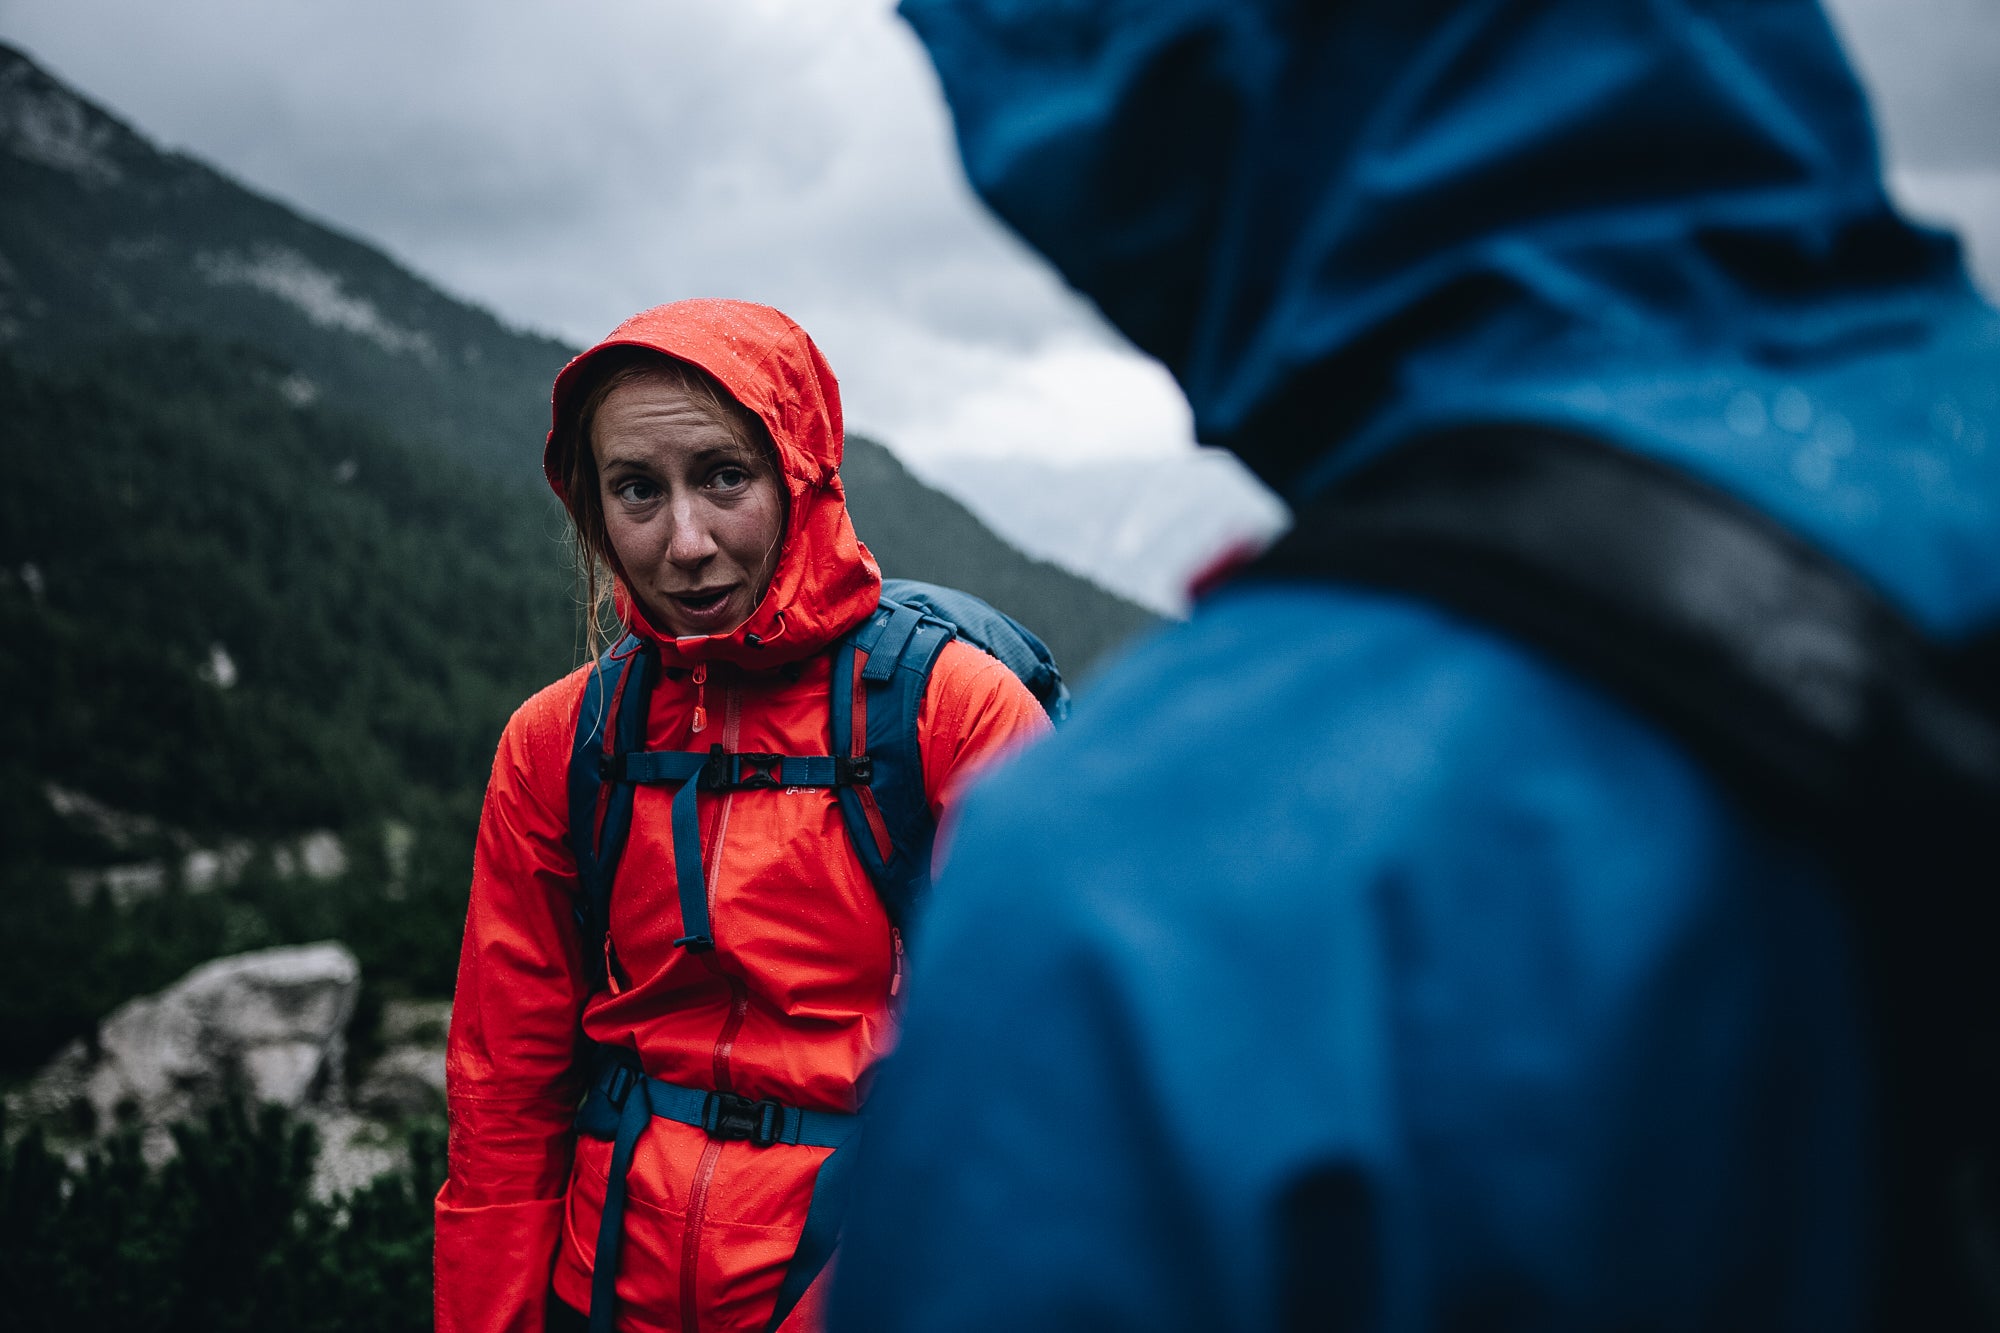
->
0, 0, 1993, 474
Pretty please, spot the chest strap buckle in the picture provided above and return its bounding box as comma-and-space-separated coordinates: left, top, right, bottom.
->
702, 1090, 785, 1147
733, 753, 788, 790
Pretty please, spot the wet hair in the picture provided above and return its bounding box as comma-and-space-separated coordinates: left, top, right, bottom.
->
553, 346, 783, 655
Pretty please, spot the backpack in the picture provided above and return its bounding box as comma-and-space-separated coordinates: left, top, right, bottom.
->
566, 577, 1067, 984
1243, 422, 2000, 1330
564, 578, 1066, 1333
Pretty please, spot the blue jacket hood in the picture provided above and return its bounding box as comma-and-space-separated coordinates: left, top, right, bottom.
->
901, 0, 1976, 482
903, 0, 2000, 638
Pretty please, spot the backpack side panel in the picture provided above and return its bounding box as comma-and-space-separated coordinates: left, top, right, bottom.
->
880, 578, 1071, 723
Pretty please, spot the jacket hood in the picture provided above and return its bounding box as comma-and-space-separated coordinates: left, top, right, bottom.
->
900, 0, 1975, 500
546, 299, 882, 668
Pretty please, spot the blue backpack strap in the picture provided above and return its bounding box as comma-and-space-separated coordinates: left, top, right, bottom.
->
566, 634, 655, 988
832, 599, 958, 930
612, 744, 869, 955
761, 1132, 861, 1331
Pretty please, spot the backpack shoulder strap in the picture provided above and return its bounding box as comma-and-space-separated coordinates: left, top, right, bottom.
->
1246, 423, 2000, 823
832, 599, 957, 930
566, 632, 656, 989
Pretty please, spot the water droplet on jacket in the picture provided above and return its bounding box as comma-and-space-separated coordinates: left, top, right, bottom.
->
1725, 390, 1767, 437
1772, 386, 1812, 434
1812, 413, 1855, 456
1932, 396, 1966, 442
1792, 447, 1835, 490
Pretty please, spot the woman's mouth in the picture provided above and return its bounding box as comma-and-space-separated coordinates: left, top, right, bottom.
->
663, 585, 743, 635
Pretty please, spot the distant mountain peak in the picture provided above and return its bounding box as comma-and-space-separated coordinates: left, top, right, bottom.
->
0, 39, 577, 469
0, 42, 134, 188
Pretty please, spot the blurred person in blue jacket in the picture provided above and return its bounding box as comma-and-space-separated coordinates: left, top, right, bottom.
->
830, 1, 2000, 1329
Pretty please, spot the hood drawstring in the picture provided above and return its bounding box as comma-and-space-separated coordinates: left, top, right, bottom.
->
691, 663, 709, 734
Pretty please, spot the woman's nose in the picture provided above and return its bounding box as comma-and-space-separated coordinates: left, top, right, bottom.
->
666, 497, 720, 565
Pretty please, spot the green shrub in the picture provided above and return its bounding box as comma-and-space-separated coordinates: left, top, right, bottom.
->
0, 1098, 445, 1332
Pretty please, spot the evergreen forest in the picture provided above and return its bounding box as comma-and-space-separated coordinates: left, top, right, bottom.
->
0, 336, 579, 1072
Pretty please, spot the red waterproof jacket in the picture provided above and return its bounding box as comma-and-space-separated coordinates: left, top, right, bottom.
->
434, 301, 1050, 1332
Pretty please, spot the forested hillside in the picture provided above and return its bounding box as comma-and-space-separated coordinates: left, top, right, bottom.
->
0, 39, 1149, 670
0, 337, 575, 1070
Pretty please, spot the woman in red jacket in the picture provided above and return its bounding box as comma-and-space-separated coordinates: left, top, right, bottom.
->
434, 300, 1050, 1333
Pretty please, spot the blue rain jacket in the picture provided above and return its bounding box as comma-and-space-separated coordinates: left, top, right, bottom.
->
832, 1, 2000, 1328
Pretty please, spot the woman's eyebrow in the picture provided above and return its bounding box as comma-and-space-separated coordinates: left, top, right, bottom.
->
692, 445, 759, 464
598, 443, 761, 471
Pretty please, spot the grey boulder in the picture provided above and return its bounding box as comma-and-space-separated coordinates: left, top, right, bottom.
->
20, 941, 360, 1142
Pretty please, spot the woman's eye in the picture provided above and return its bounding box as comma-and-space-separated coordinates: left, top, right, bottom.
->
710, 467, 751, 491
613, 478, 659, 503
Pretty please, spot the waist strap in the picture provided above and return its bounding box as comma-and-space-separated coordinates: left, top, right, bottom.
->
575, 1050, 862, 1333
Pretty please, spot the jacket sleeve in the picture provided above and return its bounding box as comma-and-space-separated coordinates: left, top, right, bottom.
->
915, 638, 1054, 841
435, 675, 591, 1333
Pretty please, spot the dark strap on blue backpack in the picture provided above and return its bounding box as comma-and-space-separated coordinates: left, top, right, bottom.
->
1246, 425, 2000, 821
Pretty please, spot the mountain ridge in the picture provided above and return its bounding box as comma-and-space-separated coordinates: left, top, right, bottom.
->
0, 39, 573, 473
0, 38, 1151, 671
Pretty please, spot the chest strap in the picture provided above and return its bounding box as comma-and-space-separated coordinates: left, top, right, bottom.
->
605, 743, 867, 953
575, 1048, 861, 1333
617, 746, 870, 791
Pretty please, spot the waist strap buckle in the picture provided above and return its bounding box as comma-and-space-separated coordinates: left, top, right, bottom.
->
601, 1060, 640, 1110
701, 1091, 785, 1147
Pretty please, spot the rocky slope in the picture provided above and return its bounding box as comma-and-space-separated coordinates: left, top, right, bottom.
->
10, 942, 446, 1200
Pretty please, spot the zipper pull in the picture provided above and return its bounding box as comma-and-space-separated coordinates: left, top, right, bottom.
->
890, 926, 905, 997
691, 662, 708, 733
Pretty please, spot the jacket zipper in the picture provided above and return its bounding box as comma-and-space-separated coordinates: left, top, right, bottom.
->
683, 679, 745, 1330
679, 1136, 725, 1330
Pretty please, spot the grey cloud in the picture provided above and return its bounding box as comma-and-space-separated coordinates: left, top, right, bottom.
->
0, 0, 1991, 459
1825, 0, 2000, 170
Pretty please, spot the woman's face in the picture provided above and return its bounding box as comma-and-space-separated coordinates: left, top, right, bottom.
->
591, 373, 787, 639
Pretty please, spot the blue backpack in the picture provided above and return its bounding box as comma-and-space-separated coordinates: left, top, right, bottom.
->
563, 578, 1066, 1333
